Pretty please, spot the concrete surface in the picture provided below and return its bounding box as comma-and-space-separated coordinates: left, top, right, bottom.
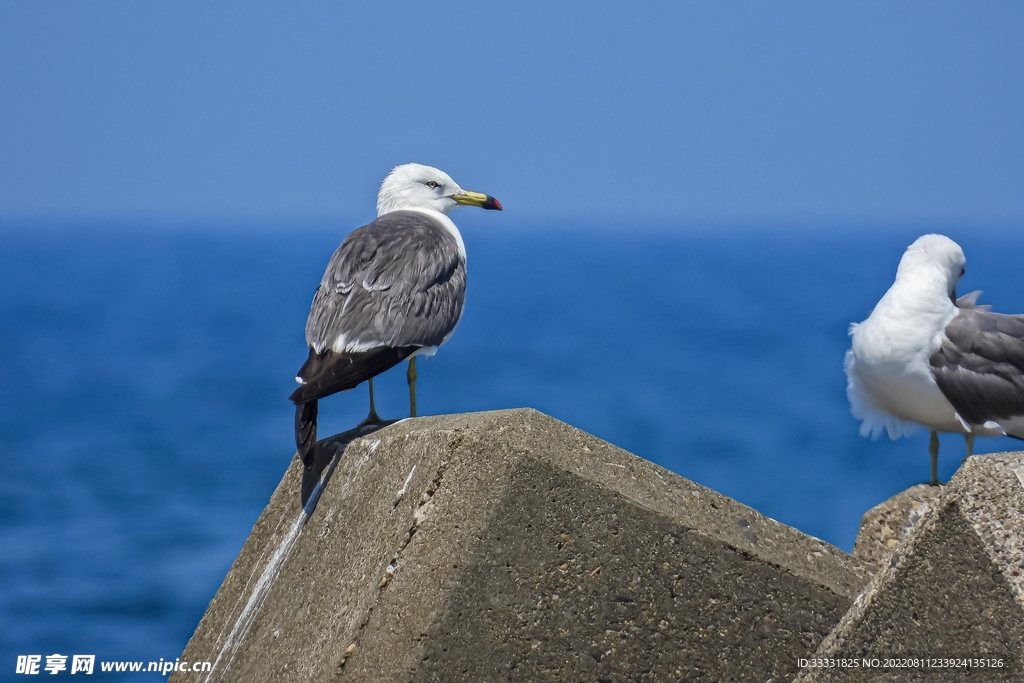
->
853, 483, 944, 569
172, 409, 867, 683
795, 452, 1024, 682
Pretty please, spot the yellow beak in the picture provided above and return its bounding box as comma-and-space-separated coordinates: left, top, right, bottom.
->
452, 190, 503, 211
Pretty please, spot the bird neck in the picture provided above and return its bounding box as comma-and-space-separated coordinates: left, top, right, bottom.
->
872, 275, 956, 329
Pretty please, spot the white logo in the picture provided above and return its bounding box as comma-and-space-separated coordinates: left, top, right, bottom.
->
16, 654, 96, 675
44, 655, 68, 675
71, 655, 95, 675
15, 655, 41, 675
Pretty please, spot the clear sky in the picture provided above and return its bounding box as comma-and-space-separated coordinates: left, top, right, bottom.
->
1, 2, 1022, 224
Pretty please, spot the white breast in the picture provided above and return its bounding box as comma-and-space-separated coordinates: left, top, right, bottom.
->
845, 281, 964, 437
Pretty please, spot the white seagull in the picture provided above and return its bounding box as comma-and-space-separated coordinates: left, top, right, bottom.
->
289, 163, 502, 465
845, 234, 1024, 485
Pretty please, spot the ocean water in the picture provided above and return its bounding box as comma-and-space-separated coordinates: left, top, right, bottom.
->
2, 220, 1022, 677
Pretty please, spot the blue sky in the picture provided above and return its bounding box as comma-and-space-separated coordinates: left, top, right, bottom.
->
1, 1, 1022, 224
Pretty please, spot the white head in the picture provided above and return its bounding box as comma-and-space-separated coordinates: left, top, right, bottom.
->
896, 234, 966, 301
375, 163, 502, 217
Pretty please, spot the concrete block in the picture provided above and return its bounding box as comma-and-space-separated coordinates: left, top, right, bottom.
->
853, 483, 943, 569
173, 409, 866, 682
796, 452, 1024, 682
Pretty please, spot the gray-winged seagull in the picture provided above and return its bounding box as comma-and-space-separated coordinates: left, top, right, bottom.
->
845, 233, 1024, 485
289, 163, 502, 465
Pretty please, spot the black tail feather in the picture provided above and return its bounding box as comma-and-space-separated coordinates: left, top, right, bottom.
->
290, 346, 419, 468
289, 346, 419, 404
295, 400, 318, 468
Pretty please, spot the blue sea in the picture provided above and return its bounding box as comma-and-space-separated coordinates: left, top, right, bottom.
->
2, 219, 1022, 678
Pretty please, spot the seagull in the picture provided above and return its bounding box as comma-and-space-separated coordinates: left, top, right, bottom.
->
845, 233, 1024, 485
289, 163, 502, 465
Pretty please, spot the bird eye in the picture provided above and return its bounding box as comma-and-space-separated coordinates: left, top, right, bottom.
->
425, 181, 440, 189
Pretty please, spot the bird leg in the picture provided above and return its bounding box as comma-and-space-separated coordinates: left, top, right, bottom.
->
964, 433, 975, 461
929, 430, 940, 486
407, 357, 418, 418
357, 377, 384, 428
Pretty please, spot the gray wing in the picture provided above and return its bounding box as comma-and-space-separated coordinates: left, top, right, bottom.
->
955, 290, 990, 311
930, 300, 1024, 426
304, 210, 466, 353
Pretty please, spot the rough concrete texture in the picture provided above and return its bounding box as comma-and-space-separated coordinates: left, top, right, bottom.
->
172, 409, 867, 683
796, 451, 1024, 682
853, 483, 944, 568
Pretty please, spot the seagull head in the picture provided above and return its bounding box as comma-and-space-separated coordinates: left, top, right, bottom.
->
375, 163, 503, 217
897, 234, 967, 303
